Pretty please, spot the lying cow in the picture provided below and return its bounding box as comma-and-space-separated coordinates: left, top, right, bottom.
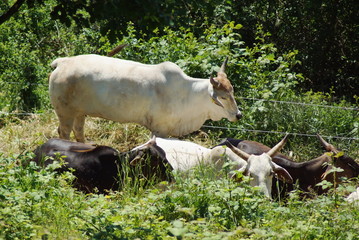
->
217, 134, 359, 198
49, 55, 241, 142
346, 187, 359, 203
133, 135, 292, 198
224, 135, 293, 198
32, 136, 172, 193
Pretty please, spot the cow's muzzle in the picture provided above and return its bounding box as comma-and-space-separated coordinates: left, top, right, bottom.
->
236, 112, 242, 120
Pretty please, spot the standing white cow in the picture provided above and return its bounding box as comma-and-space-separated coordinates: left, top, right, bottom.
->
49, 55, 241, 142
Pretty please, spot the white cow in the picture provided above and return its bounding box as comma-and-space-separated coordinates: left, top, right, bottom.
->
133, 135, 293, 198
346, 187, 359, 204
154, 137, 245, 172
224, 135, 293, 198
49, 55, 241, 142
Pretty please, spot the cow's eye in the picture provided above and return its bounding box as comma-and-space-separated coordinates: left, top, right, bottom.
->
220, 97, 227, 100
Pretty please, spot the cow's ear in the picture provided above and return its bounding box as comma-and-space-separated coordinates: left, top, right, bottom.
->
210, 75, 221, 89
130, 155, 143, 166
273, 163, 293, 183
129, 151, 145, 166
321, 164, 332, 180
70, 144, 97, 152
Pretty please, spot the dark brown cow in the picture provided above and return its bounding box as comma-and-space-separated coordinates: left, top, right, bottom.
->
217, 134, 359, 198
32, 136, 173, 193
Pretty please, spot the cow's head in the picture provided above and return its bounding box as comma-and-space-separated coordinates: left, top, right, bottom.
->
210, 57, 242, 122
226, 134, 293, 198
317, 134, 359, 182
128, 136, 173, 183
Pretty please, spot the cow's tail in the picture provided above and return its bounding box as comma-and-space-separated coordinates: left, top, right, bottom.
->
49, 58, 67, 83
50, 57, 68, 69
107, 43, 128, 57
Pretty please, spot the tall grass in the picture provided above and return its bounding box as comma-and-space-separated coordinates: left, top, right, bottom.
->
0, 112, 358, 239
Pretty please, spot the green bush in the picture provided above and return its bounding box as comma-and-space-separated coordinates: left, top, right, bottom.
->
0, 0, 105, 112
0, 1, 356, 153
0, 154, 82, 239
0, 129, 358, 239
0, 1, 358, 239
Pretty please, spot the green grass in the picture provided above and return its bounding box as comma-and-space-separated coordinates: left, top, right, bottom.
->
0, 112, 358, 239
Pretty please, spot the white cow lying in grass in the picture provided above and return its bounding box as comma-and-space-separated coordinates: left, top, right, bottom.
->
224, 135, 293, 198
49, 55, 241, 142
134, 135, 293, 198
346, 187, 359, 204
155, 137, 244, 172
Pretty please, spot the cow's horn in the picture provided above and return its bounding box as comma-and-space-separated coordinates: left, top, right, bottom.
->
225, 140, 251, 161
267, 134, 288, 157
219, 56, 228, 73
316, 134, 338, 153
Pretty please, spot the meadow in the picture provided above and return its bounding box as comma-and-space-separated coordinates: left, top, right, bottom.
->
1, 2, 358, 238
0, 111, 358, 240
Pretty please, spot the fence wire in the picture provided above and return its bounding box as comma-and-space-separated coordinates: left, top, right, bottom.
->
201, 125, 359, 141
0, 95, 357, 141
2, 81, 358, 111
238, 97, 359, 111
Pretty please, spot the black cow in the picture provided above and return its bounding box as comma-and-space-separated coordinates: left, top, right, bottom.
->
32, 136, 173, 193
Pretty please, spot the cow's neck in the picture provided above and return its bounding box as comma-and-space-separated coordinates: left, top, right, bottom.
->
190, 77, 224, 120
149, 77, 223, 137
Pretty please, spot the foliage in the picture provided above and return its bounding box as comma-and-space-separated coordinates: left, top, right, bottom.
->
0, 2, 358, 239
0, 0, 105, 112
0, 154, 83, 239
0, 148, 358, 239
2, 0, 357, 98
0, 1, 357, 149
229, 90, 359, 153
2, 0, 303, 114
246, 0, 359, 99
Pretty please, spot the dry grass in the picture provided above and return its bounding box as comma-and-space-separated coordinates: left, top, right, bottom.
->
0, 111, 216, 157
0, 113, 58, 156
1, 111, 357, 163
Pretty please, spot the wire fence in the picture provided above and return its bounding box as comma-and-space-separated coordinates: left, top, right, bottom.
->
4, 82, 47, 86
0, 92, 358, 141
2, 81, 359, 111
0, 111, 38, 116
238, 97, 359, 111
201, 125, 359, 141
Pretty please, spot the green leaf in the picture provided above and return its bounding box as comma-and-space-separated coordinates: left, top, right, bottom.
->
266, 54, 275, 61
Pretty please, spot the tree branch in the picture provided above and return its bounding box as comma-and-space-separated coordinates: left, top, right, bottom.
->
0, 0, 26, 25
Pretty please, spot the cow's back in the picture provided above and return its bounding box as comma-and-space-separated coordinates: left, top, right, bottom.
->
155, 137, 211, 171
33, 139, 121, 193
49, 55, 164, 119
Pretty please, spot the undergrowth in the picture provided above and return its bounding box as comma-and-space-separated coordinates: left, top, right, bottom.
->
0, 113, 358, 239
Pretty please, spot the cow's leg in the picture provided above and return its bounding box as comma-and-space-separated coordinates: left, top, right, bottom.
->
57, 115, 74, 140
73, 115, 86, 142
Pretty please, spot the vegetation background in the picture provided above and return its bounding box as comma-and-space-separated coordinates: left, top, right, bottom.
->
0, 0, 358, 239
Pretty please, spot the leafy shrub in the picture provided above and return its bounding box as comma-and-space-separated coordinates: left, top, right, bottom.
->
0, 0, 106, 112
1, 1, 356, 158
0, 154, 81, 239
0, 119, 358, 239
83, 167, 266, 239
